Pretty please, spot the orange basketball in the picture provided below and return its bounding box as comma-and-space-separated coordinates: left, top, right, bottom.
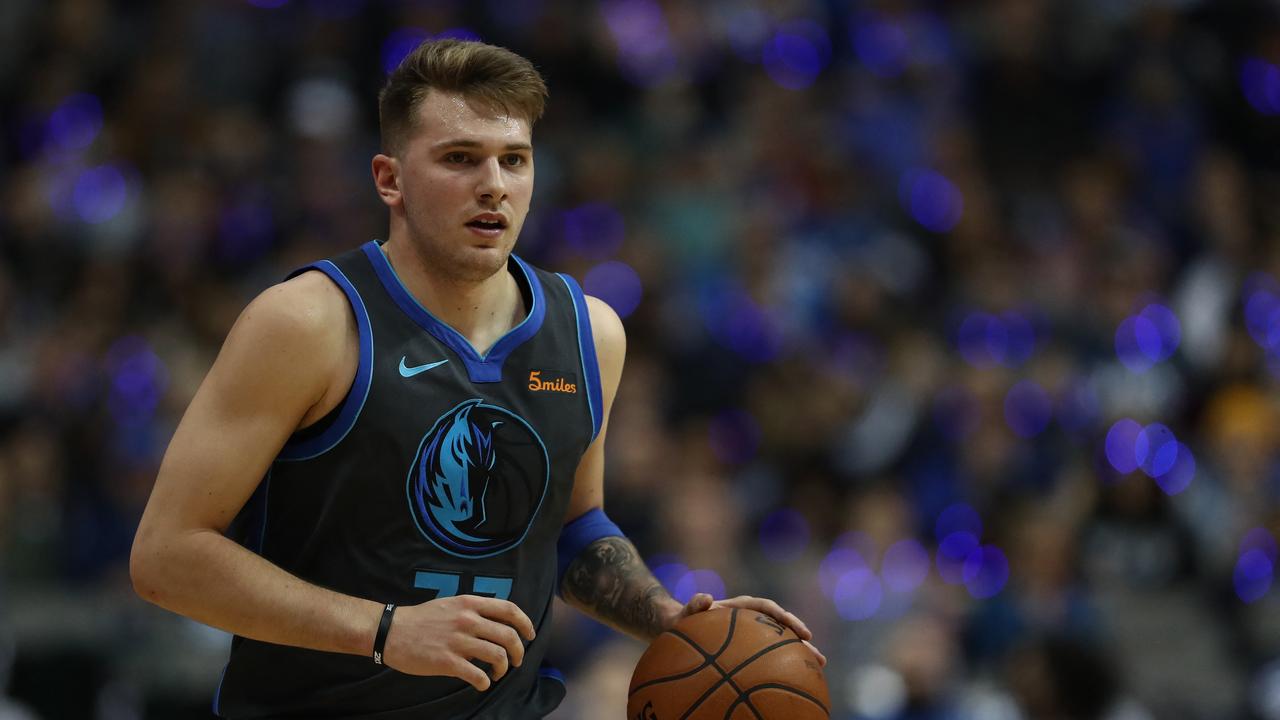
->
627, 607, 830, 719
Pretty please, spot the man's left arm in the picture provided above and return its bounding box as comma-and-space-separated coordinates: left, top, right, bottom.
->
558, 297, 825, 664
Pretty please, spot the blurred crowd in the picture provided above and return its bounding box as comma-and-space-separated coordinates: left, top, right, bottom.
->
4, 0, 1280, 718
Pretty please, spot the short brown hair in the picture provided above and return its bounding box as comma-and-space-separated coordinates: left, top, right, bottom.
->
378, 39, 548, 154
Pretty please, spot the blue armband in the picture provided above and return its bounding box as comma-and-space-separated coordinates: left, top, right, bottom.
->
556, 507, 624, 597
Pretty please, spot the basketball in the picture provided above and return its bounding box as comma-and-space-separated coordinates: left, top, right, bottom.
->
627, 608, 829, 719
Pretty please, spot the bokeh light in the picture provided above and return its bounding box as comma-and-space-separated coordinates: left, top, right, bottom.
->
673, 568, 726, 603
1134, 423, 1177, 478
1243, 273, 1280, 350
936, 531, 979, 585
72, 165, 129, 224
954, 310, 1036, 368
881, 539, 930, 594
820, 533, 872, 599
601, 0, 679, 86
935, 502, 982, 540
583, 261, 643, 319
762, 19, 831, 90
1152, 443, 1196, 496
708, 408, 761, 466
246, 0, 289, 8
851, 13, 909, 78
1105, 418, 1143, 474
900, 168, 963, 233
1004, 379, 1052, 439
46, 94, 103, 152
1241, 58, 1280, 116
105, 336, 168, 424
834, 567, 883, 620
561, 203, 625, 259
698, 281, 783, 363
382, 28, 482, 74
1243, 528, 1279, 563
1115, 317, 1156, 373
1236, 549, 1274, 604
218, 197, 276, 265
648, 555, 689, 594
757, 508, 810, 564
1136, 304, 1181, 362
962, 545, 1009, 599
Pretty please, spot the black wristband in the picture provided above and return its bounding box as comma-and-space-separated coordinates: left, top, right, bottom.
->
373, 603, 396, 666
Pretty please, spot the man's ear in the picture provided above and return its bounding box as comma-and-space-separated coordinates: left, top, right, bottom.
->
372, 154, 401, 207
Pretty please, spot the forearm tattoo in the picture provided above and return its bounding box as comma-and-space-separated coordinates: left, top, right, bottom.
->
562, 536, 674, 640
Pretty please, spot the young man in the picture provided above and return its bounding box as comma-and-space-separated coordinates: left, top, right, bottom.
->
130, 39, 822, 719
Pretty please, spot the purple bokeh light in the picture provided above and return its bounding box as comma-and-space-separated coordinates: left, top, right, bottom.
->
936, 531, 979, 585
954, 310, 1035, 368
962, 545, 1009, 599
1236, 549, 1274, 604
762, 19, 831, 90
881, 539, 930, 594
820, 533, 873, 598
900, 168, 963, 233
935, 503, 982, 540
72, 165, 129, 224
648, 555, 689, 594
601, 0, 679, 86
47, 94, 103, 152
1241, 58, 1280, 116
1152, 442, 1195, 495
758, 508, 810, 564
1105, 418, 1143, 475
698, 282, 783, 363
105, 336, 168, 424
382, 28, 482, 74
583, 261, 643, 319
708, 408, 761, 466
1243, 274, 1280, 350
1115, 316, 1156, 373
218, 198, 275, 265
246, 0, 289, 8
1135, 423, 1178, 478
561, 203, 625, 259
851, 13, 909, 78
673, 569, 726, 603
1137, 304, 1181, 361
834, 567, 883, 620
1243, 528, 1278, 563
1004, 379, 1052, 439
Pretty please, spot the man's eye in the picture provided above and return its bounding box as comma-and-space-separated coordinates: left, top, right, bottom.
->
503, 154, 526, 166
445, 152, 470, 164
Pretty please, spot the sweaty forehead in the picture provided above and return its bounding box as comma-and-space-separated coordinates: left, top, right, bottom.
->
413, 90, 531, 146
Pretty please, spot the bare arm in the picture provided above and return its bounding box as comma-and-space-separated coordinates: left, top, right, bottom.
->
559, 298, 824, 663
558, 297, 683, 641
130, 273, 533, 688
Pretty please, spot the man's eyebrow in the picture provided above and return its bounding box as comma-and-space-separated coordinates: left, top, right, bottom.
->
431, 139, 533, 152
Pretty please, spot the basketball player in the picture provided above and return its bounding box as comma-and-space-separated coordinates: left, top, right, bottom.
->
130, 40, 823, 719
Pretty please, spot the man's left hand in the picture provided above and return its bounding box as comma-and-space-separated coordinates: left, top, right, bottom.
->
677, 593, 827, 667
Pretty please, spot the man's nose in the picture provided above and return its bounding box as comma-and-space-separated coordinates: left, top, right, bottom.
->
476, 157, 507, 204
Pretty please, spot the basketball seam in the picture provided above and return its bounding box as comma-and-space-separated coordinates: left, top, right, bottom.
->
724, 682, 830, 717
628, 609, 739, 697
683, 637, 804, 720
720, 674, 764, 720
673, 609, 741, 720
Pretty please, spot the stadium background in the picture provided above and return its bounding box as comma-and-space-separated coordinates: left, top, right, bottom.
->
3, 0, 1280, 717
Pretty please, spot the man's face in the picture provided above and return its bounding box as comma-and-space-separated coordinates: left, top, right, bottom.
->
393, 89, 534, 282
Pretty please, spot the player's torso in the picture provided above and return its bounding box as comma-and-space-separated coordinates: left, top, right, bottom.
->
217, 240, 599, 719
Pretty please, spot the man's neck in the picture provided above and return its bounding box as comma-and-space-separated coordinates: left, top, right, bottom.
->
382, 238, 525, 356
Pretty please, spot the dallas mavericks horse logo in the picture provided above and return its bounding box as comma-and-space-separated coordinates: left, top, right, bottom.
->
408, 399, 550, 558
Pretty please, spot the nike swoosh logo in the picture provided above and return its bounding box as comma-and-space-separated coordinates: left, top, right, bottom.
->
399, 357, 450, 377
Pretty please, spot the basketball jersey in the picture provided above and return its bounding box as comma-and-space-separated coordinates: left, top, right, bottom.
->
214, 240, 603, 719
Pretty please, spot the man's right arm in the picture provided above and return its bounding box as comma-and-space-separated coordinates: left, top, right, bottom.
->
129, 272, 532, 691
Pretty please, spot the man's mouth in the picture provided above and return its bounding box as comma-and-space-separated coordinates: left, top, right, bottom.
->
466, 219, 506, 230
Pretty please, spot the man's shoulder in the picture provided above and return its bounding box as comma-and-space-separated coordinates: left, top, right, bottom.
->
236, 270, 355, 352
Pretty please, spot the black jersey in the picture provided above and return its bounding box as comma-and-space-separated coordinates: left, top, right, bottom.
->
214, 240, 602, 719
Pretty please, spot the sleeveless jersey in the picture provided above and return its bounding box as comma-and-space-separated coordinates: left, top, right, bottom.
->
214, 240, 603, 719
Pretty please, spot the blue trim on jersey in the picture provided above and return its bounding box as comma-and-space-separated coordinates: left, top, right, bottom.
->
212, 663, 227, 716
538, 662, 566, 684
555, 507, 624, 597
277, 261, 374, 461
557, 274, 603, 442
405, 398, 552, 559
362, 240, 546, 384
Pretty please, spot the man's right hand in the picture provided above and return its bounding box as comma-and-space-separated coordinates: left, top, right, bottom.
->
381, 595, 536, 691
